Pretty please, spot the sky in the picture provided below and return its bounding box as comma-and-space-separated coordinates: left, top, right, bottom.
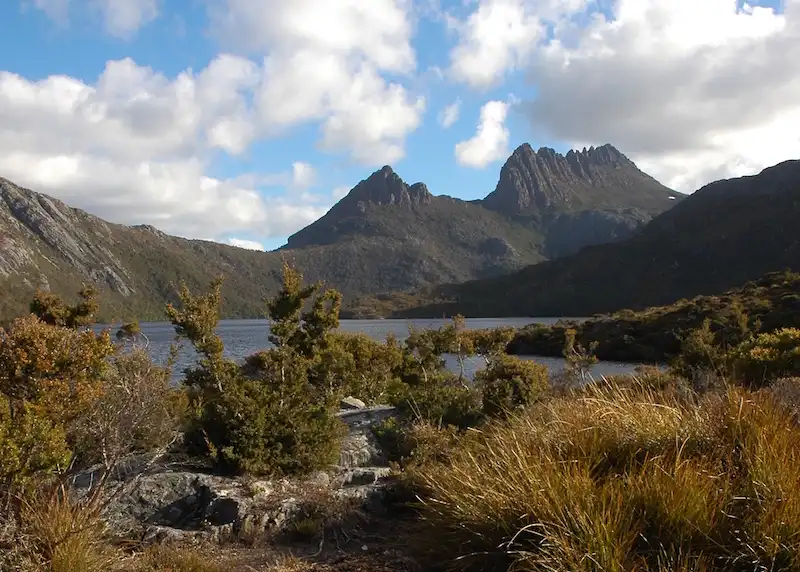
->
0, 0, 797, 251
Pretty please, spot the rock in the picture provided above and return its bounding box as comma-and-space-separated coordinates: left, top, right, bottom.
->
338, 467, 392, 488
67, 406, 402, 544
340, 396, 366, 410
337, 406, 397, 468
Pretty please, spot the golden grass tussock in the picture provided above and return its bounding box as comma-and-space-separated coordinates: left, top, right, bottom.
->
10, 485, 119, 572
412, 374, 800, 572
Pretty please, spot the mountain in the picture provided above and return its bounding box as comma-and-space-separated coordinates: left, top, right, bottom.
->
0, 144, 680, 321
480, 143, 679, 257
378, 159, 800, 318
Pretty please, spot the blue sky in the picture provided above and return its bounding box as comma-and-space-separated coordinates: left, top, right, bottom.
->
0, 0, 796, 251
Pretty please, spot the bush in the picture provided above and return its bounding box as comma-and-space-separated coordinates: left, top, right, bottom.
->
205, 349, 344, 476
0, 395, 71, 490
411, 377, 800, 572
388, 371, 483, 429
168, 267, 346, 477
71, 349, 182, 469
728, 327, 800, 387
312, 331, 403, 404
476, 355, 549, 418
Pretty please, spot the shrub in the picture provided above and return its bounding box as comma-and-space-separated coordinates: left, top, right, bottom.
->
115, 320, 142, 342
29, 285, 99, 329
313, 331, 403, 404
388, 371, 483, 429
728, 327, 800, 387
0, 395, 71, 490
0, 314, 115, 426
205, 349, 344, 476
71, 349, 181, 469
168, 267, 346, 477
671, 318, 727, 380
476, 355, 549, 418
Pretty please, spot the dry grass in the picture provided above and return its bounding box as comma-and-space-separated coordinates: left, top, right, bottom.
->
10, 485, 119, 572
131, 546, 224, 572
412, 375, 800, 572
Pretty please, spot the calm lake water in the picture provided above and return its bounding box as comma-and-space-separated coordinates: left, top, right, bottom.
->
109, 318, 652, 381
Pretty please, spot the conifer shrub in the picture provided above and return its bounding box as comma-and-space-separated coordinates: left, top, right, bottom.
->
167, 264, 346, 477
476, 354, 549, 418
312, 331, 404, 404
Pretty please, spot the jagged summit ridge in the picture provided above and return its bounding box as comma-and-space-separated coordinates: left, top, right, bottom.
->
482, 143, 674, 215
342, 165, 432, 208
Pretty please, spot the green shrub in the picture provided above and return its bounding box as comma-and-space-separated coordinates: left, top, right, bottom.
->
204, 349, 344, 476
728, 327, 800, 387
388, 371, 483, 429
312, 331, 403, 404
476, 355, 549, 418
0, 395, 71, 490
167, 267, 346, 477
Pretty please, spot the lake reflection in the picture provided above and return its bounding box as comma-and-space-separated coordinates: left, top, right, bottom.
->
106, 318, 651, 381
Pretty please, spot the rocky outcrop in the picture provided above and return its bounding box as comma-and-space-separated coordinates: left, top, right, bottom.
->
71, 406, 401, 545
481, 144, 678, 216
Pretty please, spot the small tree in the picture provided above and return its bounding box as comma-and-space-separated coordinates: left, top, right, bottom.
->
562, 328, 598, 385
167, 268, 345, 476
30, 285, 99, 329
115, 320, 142, 342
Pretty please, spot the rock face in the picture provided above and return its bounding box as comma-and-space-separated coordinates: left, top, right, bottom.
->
482, 144, 676, 216
72, 406, 400, 544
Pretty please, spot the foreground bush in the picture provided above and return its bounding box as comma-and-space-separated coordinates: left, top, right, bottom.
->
413, 376, 800, 572
168, 266, 345, 477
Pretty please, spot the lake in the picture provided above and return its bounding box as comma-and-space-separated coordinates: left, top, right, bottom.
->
110, 317, 653, 381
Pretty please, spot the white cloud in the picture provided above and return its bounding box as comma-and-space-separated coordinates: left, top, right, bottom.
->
225, 237, 265, 251
291, 161, 316, 190
91, 0, 159, 38
438, 98, 461, 128
448, 0, 587, 88
210, 0, 425, 165
0, 57, 330, 240
526, 0, 800, 191
455, 100, 510, 168
446, 0, 800, 190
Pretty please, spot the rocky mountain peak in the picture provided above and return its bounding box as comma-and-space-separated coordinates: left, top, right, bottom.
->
343, 166, 432, 208
482, 143, 668, 216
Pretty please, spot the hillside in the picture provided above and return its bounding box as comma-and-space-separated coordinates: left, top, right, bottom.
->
371, 159, 800, 319
507, 270, 800, 363
0, 144, 679, 322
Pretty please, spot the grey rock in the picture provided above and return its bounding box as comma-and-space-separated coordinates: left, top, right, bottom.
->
338, 467, 392, 488
340, 396, 366, 410
337, 406, 397, 469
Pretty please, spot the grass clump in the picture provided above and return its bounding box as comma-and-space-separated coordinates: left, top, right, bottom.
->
411, 375, 800, 572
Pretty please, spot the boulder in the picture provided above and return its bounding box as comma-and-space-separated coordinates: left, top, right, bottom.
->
340, 396, 367, 410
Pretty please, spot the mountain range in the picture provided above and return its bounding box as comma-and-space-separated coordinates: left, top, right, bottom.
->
0, 143, 680, 322
364, 159, 800, 319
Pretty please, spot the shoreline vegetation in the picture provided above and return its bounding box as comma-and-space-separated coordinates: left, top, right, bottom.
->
2, 265, 800, 571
